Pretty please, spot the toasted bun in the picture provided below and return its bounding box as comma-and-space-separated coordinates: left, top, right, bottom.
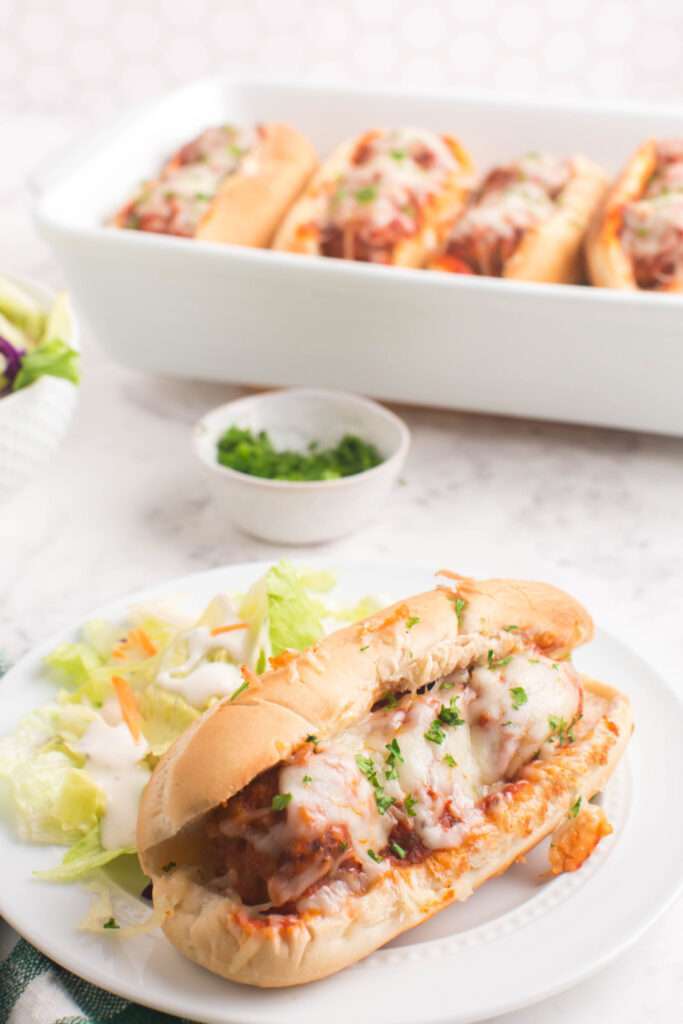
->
138, 577, 592, 862
112, 123, 317, 246
137, 576, 629, 988
584, 139, 673, 291
195, 124, 317, 247
503, 155, 609, 283
272, 131, 474, 266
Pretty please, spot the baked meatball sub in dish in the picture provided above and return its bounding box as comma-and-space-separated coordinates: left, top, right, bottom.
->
586, 139, 683, 292
138, 574, 632, 988
430, 152, 608, 283
111, 123, 317, 247
272, 128, 474, 266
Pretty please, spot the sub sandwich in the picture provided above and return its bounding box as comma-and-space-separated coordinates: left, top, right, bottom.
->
138, 573, 632, 987
111, 123, 317, 247
272, 128, 474, 265
586, 138, 683, 292
430, 152, 608, 283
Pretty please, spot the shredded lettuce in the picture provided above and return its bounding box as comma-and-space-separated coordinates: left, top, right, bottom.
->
13, 338, 80, 391
0, 275, 45, 340
0, 705, 103, 845
240, 560, 330, 658
34, 826, 134, 882
0, 561, 386, 887
138, 684, 200, 754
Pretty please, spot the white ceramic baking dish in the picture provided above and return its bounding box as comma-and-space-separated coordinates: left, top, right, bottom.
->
32, 78, 683, 436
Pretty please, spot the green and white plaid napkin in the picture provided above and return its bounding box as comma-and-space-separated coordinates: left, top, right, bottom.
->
0, 655, 193, 1024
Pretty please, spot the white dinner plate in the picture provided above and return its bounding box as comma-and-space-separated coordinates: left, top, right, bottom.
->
1, 560, 682, 1024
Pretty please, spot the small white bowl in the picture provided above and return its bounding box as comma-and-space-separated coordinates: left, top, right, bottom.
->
193, 389, 410, 544
0, 274, 79, 503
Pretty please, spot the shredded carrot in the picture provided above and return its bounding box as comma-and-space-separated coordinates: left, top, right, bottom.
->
269, 649, 298, 670
133, 628, 157, 656
112, 675, 142, 742
111, 627, 157, 661
210, 623, 249, 636
364, 603, 410, 634
240, 664, 258, 687
435, 568, 467, 582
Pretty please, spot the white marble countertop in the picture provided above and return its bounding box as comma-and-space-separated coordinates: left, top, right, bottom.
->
1, 115, 682, 1024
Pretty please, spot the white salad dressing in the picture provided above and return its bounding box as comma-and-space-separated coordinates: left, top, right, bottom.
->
155, 596, 251, 708
73, 716, 149, 850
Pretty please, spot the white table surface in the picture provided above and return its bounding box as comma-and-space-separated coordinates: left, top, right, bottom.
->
1, 115, 682, 1024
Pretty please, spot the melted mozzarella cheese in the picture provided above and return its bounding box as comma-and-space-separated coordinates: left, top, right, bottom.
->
319, 128, 461, 233
468, 654, 581, 783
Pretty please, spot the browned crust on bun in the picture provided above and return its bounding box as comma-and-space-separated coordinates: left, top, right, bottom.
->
136, 575, 630, 988
112, 123, 317, 247
138, 577, 593, 860
429, 155, 608, 284
195, 124, 317, 247
147, 678, 630, 987
272, 131, 474, 267
585, 139, 658, 290
504, 155, 609, 283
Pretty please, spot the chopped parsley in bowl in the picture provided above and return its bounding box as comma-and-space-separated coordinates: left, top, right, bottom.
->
193, 388, 410, 544
215, 426, 383, 481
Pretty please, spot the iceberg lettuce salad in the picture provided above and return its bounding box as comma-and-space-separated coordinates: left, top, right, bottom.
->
0, 562, 380, 888
0, 275, 79, 396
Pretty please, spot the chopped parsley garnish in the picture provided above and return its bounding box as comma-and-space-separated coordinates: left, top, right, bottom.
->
488, 650, 512, 670
229, 143, 246, 158
569, 796, 582, 818
510, 686, 528, 710
376, 792, 395, 814
390, 841, 407, 859
528, 658, 540, 664
503, 625, 519, 632
271, 793, 292, 811
548, 715, 575, 746
424, 719, 446, 744
356, 753, 395, 814
355, 184, 378, 204
302, 775, 313, 785
454, 598, 466, 624
360, 645, 369, 653
437, 696, 465, 727
256, 649, 266, 674
552, 663, 559, 671
384, 738, 404, 779
338, 841, 349, 852
390, 148, 407, 161
404, 793, 418, 816
382, 690, 398, 708
161, 861, 176, 874
306, 734, 319, 745
426, 696, 464, 743
195, 192, 211, 201
443, 753, 457, 767
440, 679, 455, 690
406, 616, 420, 629
215, 427, 382, 481
367, 849, 384, 863
229, 680, 249, 701
103, 917, 119, 930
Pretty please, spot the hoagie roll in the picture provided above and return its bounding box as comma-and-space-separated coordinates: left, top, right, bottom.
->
273, 128, 474, 266
586, 138, 683, 292
112, 123, 318, 248
431, 152, 608, 283
138, 575, 632, 987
